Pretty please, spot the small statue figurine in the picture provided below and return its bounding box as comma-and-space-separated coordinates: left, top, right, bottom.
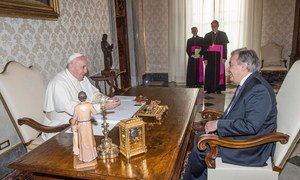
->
72, 91, 97, 169
101, 34, 114, 71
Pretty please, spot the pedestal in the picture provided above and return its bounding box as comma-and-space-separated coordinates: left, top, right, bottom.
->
73, 156, 97, 170
96, 100, 119, 159
97, 138, 119, 159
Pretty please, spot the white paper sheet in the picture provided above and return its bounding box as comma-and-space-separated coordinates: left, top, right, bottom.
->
66, 96, 144, 136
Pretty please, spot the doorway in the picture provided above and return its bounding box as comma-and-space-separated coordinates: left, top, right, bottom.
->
114, 0, 131, 89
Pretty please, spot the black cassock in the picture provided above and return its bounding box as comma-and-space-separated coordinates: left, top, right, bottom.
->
186, 36, 205, 88
203, 31, 229, 93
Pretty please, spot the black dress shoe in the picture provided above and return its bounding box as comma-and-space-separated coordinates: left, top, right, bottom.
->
205, 91, 211, 94
216, 91, 221, 94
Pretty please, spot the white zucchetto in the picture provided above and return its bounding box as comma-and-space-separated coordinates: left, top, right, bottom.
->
67, 53, 83, 63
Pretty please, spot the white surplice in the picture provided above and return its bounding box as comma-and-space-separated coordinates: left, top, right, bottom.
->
42, 69, 107, 140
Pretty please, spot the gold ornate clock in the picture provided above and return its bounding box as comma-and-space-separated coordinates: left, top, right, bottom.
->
118, 116, 147, 159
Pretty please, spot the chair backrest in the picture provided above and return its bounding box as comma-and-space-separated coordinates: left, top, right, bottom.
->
274, 60, 300, 169
261, 42, 283, 66
0, 61, 45, 144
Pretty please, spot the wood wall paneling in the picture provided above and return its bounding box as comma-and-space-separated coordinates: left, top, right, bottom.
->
115, 0, 131, 88
290, 0, 300, 67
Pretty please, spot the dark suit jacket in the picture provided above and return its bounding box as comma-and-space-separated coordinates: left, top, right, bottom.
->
217, 71, 277, 166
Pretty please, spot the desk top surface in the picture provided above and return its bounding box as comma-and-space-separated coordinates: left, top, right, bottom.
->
10, 87, 199, 179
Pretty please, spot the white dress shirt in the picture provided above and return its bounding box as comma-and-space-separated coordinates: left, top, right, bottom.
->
226, 72, 253, 114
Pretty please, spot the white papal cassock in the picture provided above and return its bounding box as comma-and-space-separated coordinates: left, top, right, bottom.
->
42, 69, 107, 140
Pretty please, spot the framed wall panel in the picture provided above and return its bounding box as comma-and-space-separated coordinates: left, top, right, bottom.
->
0, 0, 59, 20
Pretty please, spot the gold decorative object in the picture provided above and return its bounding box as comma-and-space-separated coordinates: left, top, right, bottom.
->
136, 100, 168, 122
134, 95, 146, 106
118, 116, 147, 159
97, 98, 119, 159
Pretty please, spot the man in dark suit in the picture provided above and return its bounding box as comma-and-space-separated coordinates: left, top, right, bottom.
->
183, 48, 277, 180
203, 20, 229, 94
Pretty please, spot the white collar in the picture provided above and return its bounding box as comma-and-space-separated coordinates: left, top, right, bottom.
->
239, 72, 253, 86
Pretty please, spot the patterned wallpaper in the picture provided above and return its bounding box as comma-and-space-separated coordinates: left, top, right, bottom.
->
0, 0, 112, 85
144, 0, 168, 73
261, 0, 296, 67
2, 0, 294, 81
0, 0, 112, 153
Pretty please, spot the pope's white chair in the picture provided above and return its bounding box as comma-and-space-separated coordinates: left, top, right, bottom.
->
0, 61, 69, 151
197, 60, 300, 180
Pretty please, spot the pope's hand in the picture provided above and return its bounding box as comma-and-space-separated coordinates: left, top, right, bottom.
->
105, 96, 121, 109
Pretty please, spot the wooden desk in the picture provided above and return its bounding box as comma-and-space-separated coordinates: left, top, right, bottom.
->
10, 87, 199, 179
89, 70, 126, 97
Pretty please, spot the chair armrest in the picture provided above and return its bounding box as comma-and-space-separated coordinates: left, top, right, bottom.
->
201, 108, 224, 120
189, 109, 224, 150
197, 132, 289, 168
18, 117, 70, 133
193, 108, 223, 133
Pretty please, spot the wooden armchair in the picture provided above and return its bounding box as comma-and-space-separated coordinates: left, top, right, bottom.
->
189, 109, 223, 151
196, 61, 300, 180
0, 61, 69, 151
192, 108, 223, 133
260, 42, 288, 82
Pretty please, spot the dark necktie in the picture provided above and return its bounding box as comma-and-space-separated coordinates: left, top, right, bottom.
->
225, 85, 241, 116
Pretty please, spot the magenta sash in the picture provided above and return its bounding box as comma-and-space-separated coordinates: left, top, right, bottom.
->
191, 46, 203, 82
207, 44, 225, 85
191, 46, 200, 52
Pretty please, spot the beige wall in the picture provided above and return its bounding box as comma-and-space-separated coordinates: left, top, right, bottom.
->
261, 0, 296, 66
140, 0, 296, 74
0, 0, 112, 85
1, 0, 294, 82
144, 0, 168, 73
